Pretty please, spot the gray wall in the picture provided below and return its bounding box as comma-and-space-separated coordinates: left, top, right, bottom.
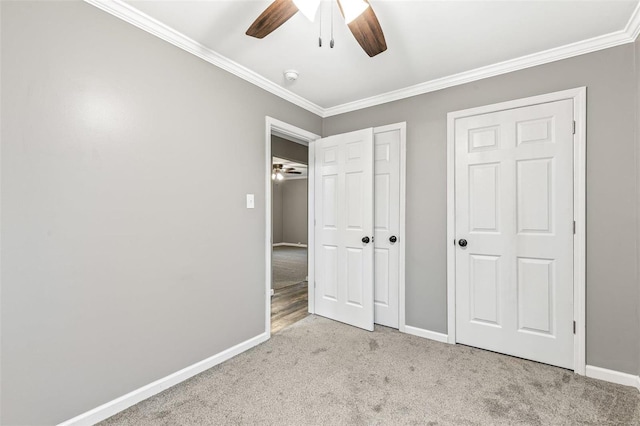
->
271, 179, 308, 245
272, 135, 308, 164
0, 2, 321, 425
282, 179, 309, 245
324, 44, 640, 375
272, 181, 284, 244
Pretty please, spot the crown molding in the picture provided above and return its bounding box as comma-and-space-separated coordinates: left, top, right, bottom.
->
626, 0, 640, 42
84, 0, 324, 117
86, 0, 640, 119
323, 1, 640, 117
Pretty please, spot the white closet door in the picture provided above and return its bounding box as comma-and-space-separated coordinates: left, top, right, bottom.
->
373, 127, 400, 328
314, 128, 375, 331
455, 99, 574, 369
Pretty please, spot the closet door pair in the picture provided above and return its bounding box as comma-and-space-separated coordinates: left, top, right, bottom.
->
314, 125, 401, 331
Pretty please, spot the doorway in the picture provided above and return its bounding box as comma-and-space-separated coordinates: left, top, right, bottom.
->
264, 118, 320, 337
271, 148, 309, 333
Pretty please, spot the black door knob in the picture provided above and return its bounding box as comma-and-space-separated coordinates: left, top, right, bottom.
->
458, 239, 468, 247
362, 236, 370, 244
389, 236, 397, 243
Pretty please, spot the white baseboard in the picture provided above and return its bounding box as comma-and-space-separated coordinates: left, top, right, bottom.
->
58, 332, 269, 426
402, 325, 449, 343
273, 242, 308, 248
585, 365, 640, 390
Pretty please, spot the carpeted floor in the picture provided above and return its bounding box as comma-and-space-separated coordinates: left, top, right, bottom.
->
272, 246, 307, 289
100, 315, 640, 425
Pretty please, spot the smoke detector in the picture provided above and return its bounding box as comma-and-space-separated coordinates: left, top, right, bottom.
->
284, 70, 299, 82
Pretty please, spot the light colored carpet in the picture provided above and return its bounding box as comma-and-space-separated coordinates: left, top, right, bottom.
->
100, 316, 640, 425
272, 246, 307, 289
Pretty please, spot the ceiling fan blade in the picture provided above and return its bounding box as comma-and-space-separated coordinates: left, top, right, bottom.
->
338, 0, 387, 57
246, 0, 299, 39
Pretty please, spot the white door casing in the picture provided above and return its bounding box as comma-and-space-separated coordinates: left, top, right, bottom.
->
454, 99, 575, 369
373, 127, 401, 328
314, 128, 375, 331
264, 117, 320, 338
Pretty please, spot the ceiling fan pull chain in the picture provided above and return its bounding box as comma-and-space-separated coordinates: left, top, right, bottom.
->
318, 2, 322, 47
330, 0, 335, 48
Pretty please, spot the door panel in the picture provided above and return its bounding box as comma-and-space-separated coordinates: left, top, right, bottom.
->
455, 99, 574, 369
373, 128, 400, 328
314, 129, 374, 331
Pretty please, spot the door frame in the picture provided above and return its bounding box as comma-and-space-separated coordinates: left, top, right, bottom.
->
265, 117, 320, 338
445, 87, 587, 375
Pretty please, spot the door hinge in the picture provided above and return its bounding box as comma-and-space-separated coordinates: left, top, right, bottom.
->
573, 221, 576, 234
573, 321, 576, 334
572, 121, 576, 135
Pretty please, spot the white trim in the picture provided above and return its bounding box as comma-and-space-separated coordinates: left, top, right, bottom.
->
585, 365, 640, 390
85, 0, 640, 119
83, 0, 323, 117
403, 325, 449, 344
272, 242, 308, 248
58, 332, 268, 426
572, 88, 587, 376
446, 87, 587, 374
265, 117, 320, 333
446, 111, 456, 345
308, 141, 316, 314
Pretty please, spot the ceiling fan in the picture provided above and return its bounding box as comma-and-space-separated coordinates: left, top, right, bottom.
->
272, 163, 302, 180
246, 0, 387, 57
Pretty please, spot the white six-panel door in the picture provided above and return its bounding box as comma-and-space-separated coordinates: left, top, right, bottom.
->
314, 128, 375, 331
455, 99, 574, 369
373, 128, 401, 328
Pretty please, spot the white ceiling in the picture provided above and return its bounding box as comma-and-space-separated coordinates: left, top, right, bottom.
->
114, 0, 638, 112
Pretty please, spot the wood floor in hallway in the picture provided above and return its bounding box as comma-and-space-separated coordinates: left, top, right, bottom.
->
271, 281, 309, 334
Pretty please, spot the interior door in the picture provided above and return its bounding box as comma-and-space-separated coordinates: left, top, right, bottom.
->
314, 128, 375, 331
454, 99, 574, 369
373, 127, 400, 328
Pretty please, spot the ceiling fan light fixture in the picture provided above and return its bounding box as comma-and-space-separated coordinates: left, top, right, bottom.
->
338, 0, 370, 24
292, 0, 321, 22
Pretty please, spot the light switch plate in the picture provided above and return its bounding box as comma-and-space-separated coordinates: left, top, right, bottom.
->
246, 194, 255, 209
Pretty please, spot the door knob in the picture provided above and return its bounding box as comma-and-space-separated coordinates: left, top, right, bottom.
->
458, 239, 468, 247
389, 235, 397, 243
362, 236, 370, 244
